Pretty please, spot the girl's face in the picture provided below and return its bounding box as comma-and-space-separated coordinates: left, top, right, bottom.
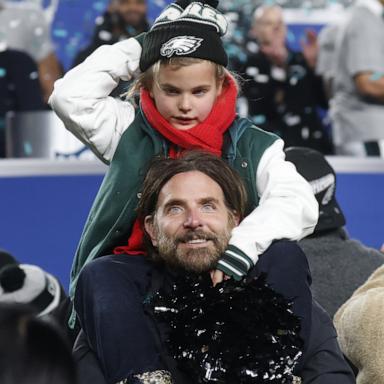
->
149, 61, 223, 130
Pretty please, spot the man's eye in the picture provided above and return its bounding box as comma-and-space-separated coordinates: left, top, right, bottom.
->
202, 204, 215, 212
168, 206, 183, 214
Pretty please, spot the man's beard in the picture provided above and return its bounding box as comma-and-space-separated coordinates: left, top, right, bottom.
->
154, 219, 234, 273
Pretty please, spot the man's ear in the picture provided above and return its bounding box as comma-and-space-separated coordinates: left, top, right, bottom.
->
231, 211, 240, 226
144, 215, 158, 246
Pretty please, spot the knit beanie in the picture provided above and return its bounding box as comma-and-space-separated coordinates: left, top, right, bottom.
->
140, 0, 228, 72
0, 264, 62, 317
285, 146, 346, 232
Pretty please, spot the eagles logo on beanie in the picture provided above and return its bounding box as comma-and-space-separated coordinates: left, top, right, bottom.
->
140, 0, 228, 72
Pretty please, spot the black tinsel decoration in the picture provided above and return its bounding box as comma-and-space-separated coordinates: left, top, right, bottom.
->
151, 273, 303, 383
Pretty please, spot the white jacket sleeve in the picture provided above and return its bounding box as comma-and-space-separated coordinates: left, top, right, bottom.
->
223, 139, 318, 274
49, 38, 142, 163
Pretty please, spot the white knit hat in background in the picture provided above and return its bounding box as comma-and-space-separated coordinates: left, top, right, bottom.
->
0, 264, 62, 316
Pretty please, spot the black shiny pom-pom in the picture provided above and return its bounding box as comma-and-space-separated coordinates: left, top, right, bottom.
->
151, 273, 303, 383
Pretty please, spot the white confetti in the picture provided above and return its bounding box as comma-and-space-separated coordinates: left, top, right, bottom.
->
34, 27, 43, 36
9, 19, 21, 28
29, 71, 39, 80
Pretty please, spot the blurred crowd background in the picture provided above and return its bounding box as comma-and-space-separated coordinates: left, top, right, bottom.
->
4, 0, 383, 160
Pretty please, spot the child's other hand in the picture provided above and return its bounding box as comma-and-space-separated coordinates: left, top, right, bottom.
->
210, 269, 230, 286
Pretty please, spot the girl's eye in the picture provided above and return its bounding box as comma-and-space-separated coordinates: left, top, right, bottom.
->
164, 89, 179, 95
193, 89, 207, 96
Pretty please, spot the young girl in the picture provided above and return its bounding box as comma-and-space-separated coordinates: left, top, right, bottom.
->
50, 0, 317, 381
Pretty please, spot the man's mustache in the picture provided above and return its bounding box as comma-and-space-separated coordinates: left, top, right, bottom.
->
175, 230, 217, 244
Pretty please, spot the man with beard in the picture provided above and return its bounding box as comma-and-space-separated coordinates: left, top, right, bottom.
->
73, 151, 353, 384
72, 0, 149, 67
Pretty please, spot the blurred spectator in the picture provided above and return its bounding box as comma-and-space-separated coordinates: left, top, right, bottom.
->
334, 264, 384, 383
72, 0, 149, 67
219, 0, 253, 71
239, 5, 333, 154
285, 147, 384, 317
316, 21, 343, 100
0, 49, 45, 157
0, 250, 77, 344
331, 0, 384, 157
0, 0, 63, 102
0, 302, 77, 384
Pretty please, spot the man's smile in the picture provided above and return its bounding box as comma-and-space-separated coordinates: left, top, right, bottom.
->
176, 232, 215, 248
180, 239, 213, 248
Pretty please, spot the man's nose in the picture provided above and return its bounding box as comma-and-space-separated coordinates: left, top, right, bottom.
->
183, 209, 202, 229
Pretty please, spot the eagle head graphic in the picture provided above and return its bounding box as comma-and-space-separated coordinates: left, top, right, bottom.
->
160, 36, 204, 58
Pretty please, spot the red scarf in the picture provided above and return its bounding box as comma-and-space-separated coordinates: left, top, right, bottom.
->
113, 75, 237, 255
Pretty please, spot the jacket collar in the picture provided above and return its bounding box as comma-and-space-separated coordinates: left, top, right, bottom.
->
222, 117, 250, 164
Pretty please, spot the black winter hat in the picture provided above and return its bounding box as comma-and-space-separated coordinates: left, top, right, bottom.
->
285, 147, 346, 232
140, 0, 228, 71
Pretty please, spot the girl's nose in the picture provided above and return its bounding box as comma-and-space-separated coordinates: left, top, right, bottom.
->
178, 95, 192, 113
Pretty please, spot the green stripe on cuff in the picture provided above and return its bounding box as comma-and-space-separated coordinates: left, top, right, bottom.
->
216, 260, 243, 281
220, 253, 248, 275
226, 244, 254, 267
217, 245, 254, 281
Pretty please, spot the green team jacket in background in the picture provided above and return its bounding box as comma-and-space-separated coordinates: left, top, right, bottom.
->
68, 110, 278, 310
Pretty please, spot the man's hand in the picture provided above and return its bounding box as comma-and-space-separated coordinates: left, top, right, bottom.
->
301, 29, 318, 70
210, 269, 230, 286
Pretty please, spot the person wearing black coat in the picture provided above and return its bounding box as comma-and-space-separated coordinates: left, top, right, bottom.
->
73, 255, 355, 384
0, 50, 45, 157
238, 5, 333, 154
72, 0, 149, 67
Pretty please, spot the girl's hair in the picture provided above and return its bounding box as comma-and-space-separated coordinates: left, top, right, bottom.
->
126, 57, 239, 101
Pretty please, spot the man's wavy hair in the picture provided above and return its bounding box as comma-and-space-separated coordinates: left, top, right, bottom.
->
137, 151, 248, 250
